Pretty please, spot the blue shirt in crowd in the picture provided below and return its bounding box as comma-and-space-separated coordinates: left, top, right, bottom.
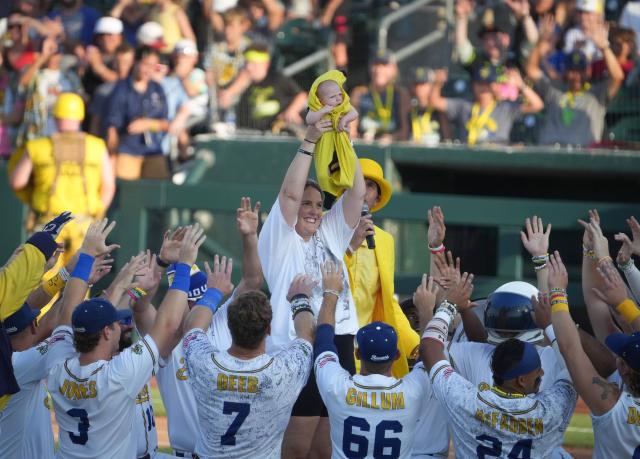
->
105, 78, 168, 156
48, 6, 100, 46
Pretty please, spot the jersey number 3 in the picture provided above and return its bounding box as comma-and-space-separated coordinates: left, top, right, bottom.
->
343, 416, 403, 458
66, 409, 90, 445
221, 401, 250, 446
476, 434, 532, 459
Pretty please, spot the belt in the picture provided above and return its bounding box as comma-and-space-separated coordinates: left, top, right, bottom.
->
137, 455, 151, 459
174, 451, 199, 458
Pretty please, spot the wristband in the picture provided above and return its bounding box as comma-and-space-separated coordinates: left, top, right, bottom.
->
534, 263, 548, 272
303, 138, 317, 144
551, 302, 569, 313
323, 289, 340, 299
42, 272, 67, 296
126, 287, 147, 302
71, 253, 95, 282
531, 254, 549, 265
550, 287, 567, 295
195, 288, 224, 313
428, 243, 445, 254
170, 263, 191, 293
618, 259, 635, 272
297, 148, 313, 156
615, 298, 640, 324
422, 308, 455, 345
59, 267, 71, 282
156, 256, 170, 268
291, 295, 313, 318
544, 325, 556, 344
436, 300, 458, 321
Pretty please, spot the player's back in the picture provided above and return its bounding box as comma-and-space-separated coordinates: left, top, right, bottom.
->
183, 328, 312, 459
592, 390, 640, 458
48, 336, 158, 459
315, 352, 429, 459
430, 361, 577, 458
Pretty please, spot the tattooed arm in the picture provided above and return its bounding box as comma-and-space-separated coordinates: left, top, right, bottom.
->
549, 252, 620, 416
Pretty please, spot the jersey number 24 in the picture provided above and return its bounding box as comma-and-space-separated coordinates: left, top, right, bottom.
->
476, 434, 532, 459
343, 415, 403, 458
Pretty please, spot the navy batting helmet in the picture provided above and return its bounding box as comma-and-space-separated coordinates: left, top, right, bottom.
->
484, 281, 543, 344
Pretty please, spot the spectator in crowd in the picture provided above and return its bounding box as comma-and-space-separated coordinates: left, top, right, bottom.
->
105, 45, 170, 180
149, 0, 196, 54
620, 0, 640, 55
318, 0, 351, 71
136, 21, 167, 50
0, 48, 12, 159
536, 15, 566, 81
407, 66, 451, 145
591, 26, 636, 79
161, 39, 206, 161
88, 42, 135, 136
204, 0, 242, 35
241, 0, 285, 45
233, 43, 307, 131
203, 7, 251, 91
430, 64, 543, 145
350, 51, 410, 143
527, 20, 624, 146
564, 0, 605, 61
18, 36, 83, 140
82, 16, 123, 98
9, 93, 115, 264
47, 0, 100, 46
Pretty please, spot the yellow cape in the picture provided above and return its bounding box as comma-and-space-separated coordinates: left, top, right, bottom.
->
308, 70, 356, 196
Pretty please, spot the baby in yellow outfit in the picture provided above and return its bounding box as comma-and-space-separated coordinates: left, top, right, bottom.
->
306, 79, 358, 131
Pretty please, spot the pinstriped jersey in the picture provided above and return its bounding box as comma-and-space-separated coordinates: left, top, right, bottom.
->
315, 350, 431, 459
47, 335, 159, 459
183, 328, 312, 459
592, 391, 640, 458
429, 360, 577, 459
133, 382, 158, 457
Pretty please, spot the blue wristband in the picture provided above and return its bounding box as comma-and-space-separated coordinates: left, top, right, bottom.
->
195, 288, 224, 313
71, 253, 95, 282
170, 263, 191, 293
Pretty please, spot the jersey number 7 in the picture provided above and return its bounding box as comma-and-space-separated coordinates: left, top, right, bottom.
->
221, 401, 250, 446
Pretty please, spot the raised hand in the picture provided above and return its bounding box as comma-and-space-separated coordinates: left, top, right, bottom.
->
593, 260, 629, 306
42, 211, 73, 239
587, 19, 610, 50
413, 274, 438, 323
505, 0, 530, 20
614, 216, 640, 261
80, 218, 120, 257
433, 251, 461, 290
548, 251, 568, 291
287, 274, 317, 300
321, 260, 344, 294
578, 211, 609, 260
455, 0, 474, 17
159, 226, 188, 264
531, 293, 551, 329
178, 224, 206, 266
109, 252, 148, 291
237, 197, 261, 237
135, 251, 162, 292
350, 215, 375, 250
427, 206, 446, 248
204, 254, 234, 296
88, 255, 114, 285
446, 272, 474, 309
305, 119, 333, 140
520, 215, 551, 257
45, 245, 64, 272
539, 15, 557, 42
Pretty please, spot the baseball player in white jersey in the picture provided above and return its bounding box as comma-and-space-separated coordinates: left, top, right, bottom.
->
314, 261, 432, 459
130, 198, 263, 457
47, 220, 206, 459
546, 250, 640, 458
181, 256, 314, 459
422, 271, 577, 458
0, 303, 72, 459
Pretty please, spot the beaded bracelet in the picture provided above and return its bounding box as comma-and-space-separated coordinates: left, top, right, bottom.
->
323, 290, 341, 299
534, 263, 548, 272
437, 300, 458, 320
618, 259, 635, 272
531, 254, 549, 265
297, 148, 313, 156
126, 287, 147, 302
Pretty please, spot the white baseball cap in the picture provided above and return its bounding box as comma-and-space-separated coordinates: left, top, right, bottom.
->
576, 0, 604, 13
174, 39, 198, 56
94, 17, 123, 35
136, 21, 165, 48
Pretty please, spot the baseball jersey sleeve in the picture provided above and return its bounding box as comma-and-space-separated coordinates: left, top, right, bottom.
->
428, 359, 477, 415
274, 338, 313, 402
315, 350, 349, 402
537, 379, 577, 430
109, 335, 160, 399
183, 328, 215, 381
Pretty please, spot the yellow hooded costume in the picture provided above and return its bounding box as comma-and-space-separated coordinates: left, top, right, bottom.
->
308, 70, 356, 196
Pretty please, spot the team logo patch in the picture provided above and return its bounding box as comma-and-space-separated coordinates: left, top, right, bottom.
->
183, 333, 198, 348
443, 366, 454, 379
37, 343, 49, 355
318, 355, 337, 368
132, 343, 144, 355
478, 382, 490, 392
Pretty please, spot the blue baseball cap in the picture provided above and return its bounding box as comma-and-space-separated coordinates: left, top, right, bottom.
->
72, 298, 131, 334
606, 332, 640, 372
356, 321, 398, 363
3, 303, 40, 335
565, 51, 588, 71
473, 63, 498, 83
167, 264, 208, 301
